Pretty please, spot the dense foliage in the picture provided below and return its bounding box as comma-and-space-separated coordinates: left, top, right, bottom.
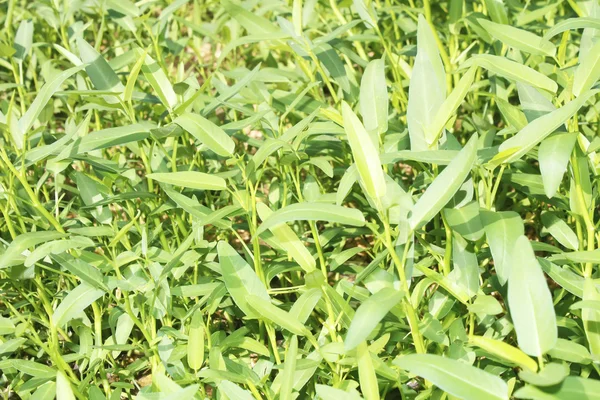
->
2, 0, 600, 398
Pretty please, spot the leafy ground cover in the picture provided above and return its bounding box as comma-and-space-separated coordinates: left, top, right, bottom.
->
2, 0, 600, 398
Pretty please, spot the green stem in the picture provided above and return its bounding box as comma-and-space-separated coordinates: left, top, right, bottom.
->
382, 219, 426, 354
0, 148, 64, 233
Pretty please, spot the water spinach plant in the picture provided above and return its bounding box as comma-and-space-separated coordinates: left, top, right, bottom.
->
2, 0, 600, 399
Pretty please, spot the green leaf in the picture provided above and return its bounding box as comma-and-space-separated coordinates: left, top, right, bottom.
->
124, 48, 148, 102
344, 288, 403, 351
357, 342, 379, 400
583, 279, 600, 357
106, 0, 140, 17
408, 134, 478, 230
24, 113, 90, 166
187, 309, 205, 371
573, 40, 600, 97
174, 113, 235, 157
519, 363, 569, 387
381, 150, 459, 165
451, 233, 479, 298
484, 0, 508, 24
25, 237, 94, 267
0, 317, 15, 335
140, 52, 177, 109
257, 203, 316, 272
31, 382, 56, 400
353, 0, 377, 28
77, 37, 123, 92
394, 354, 508, 400
480, 210, 523, 285
425, 66, 477, 144
548, 338, 592, 364
341, 101, 386, 200
147, 171, 227, 191
246, 295, 307, 336
468, 295, 503, 315
53, 283, 105, 327
514, 376, 600, 399
256, 203, 365, 235
56, 371, 76, 400
0, 231, 65, 269
222, 0, 278, 34
13, 19, 33, 61
538, 132, 577, 198
478, 19, 556, 56
164, 188, 231, 229
496, 98, 528, 129
443, 201, 484, 241
218, 381, 254, 400
217, 241, 269, 318
316, 385, 363, 400
508, 236, 557, 356
461, 54, 557, 93
76, 122, 153, 153
315, 43, 351, 94
518, 82, 556, 122
17, 65, 84, 136
541, 211, 579, 250
5, 359, 56, 377
499, 91, 598, 162
469, 335, 538, 372
544, 17, 600, 39
407, 14, 446, 151
280, 335, 298, 400
360, 58, 388, 136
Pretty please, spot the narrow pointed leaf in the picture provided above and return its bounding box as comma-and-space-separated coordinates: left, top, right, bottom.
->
222, 0, 278, 34
462, 54, 557, 93
469, 335, 538, 372
360, 59, 388, 136
187, 309, 205, 370
499, 90, 598, 162
147, 172, 226, 191
257, 203, 365, 235
508, 236, 557, 356
426, 66, 476, 144
0, 231, 65, 269
257, 203, 316, 272
218, 381, 254, 400
544, 17, 600, 39
13, 19, 33, 60
451, 233, 479, 298
18, 65, 84, 135
538, 132, 577, 198
342, 101, 386, 199
77, 38, 123, 92
394, 354, 508, 400
140, 53, 177, 109
280, 335, 298, 400
583, 279, 600, 357
56, 371, 76, 400
246, 295, 307, 336
514, 377, 600, 399
478, 19, 556, 56
407, 14, 446, 151
541, 212, 579, 250
345, 288, 403, 351
409, 134, 478, 230
573, 40, 600, 97
174, 113, 235, 157
217, 241, 269, 318
53, 283, 105, 327
357, 342, 379, 400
